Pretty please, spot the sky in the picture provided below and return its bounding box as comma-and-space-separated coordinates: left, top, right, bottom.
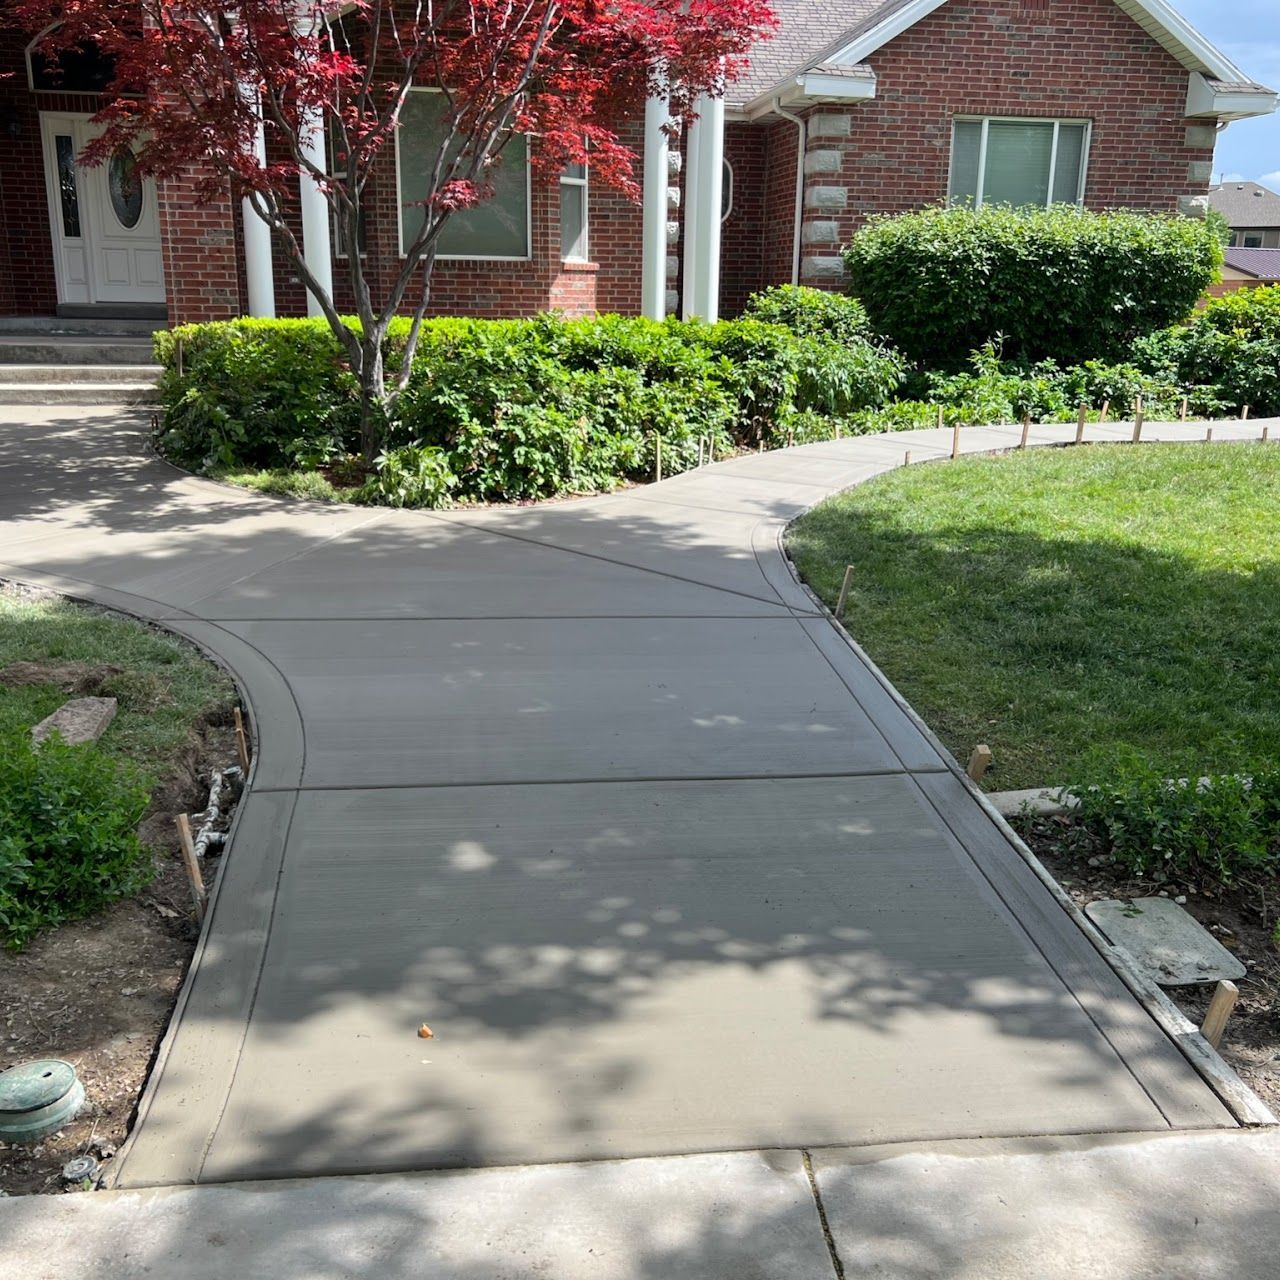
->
1176, 0, 1280, 189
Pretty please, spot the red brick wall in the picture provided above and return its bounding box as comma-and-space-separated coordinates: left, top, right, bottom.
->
761, 119, 800, 292
791, 0, 1215, 286
158, 170, 244, 324
720, 123, 766, 316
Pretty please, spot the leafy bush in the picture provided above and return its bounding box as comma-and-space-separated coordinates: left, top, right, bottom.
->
844, 204, 1223, 368
157, 314, 905, 504
0, 731, 151, 950
743, 285, 870, 342
1070, 753, 1280, 883
1133, 285, 1280, 417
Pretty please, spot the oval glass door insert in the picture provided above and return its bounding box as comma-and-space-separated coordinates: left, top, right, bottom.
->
108, 147, 143, 228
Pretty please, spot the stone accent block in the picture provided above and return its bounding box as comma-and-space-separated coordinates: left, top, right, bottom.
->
32, 697, 118, 747
667, 151, 682, 177
1186, 160, 1213, 185
664, 289, 680, 314
801, 220, 840, 245
665, 255, 679, 280
666, 186, 681, 213
807, 114, 852, 138
1184, 125, 1217, 149
666, 221, 680, 246
804, 186, 848, 210
800, 255, 846, 280
1178, 193, 1209, 218
804, 149, 844, 175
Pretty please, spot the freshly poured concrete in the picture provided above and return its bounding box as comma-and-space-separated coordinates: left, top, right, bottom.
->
1, 407, 1261, 1188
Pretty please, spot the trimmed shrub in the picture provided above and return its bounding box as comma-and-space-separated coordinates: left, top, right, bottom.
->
843, 204, 1224, 368
1071, 753, 1280, 883
743, 285, 871, 342
156, 314, 905, 504
0, 731, 151, 950
1133, 284, 1280, 417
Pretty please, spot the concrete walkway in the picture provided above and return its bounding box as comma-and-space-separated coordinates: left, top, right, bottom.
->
0, 411, 1271, 1194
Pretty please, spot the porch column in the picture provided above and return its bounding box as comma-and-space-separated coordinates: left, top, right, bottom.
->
299, 108, 334, 318
641, 90, 671, 321
241, 98, 276, 318
682, 92, 724, 322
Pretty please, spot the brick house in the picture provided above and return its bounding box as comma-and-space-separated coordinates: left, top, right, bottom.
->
0, 0, 1274, 330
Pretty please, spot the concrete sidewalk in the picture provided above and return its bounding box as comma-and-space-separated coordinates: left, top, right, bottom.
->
2, 1130, 1278, 1279
0, 410, 1271, 1191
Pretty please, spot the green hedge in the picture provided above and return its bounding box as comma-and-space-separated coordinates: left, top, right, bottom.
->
1, 731, 151, 950
1133, 285, 1280, 417
155, 308, 906, 505
843, 204, 1223, 368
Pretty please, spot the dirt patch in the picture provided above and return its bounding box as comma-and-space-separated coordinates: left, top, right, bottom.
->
0, 661, 124, 696
0, 723, 239, 1196
1020, 815, 1280, 1116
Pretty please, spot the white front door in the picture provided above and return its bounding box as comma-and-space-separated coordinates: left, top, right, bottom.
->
40, 113, 165, 307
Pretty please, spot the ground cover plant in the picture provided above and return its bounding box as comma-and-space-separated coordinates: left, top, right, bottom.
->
0, 587, 233, 947
786, 443, 1280, 795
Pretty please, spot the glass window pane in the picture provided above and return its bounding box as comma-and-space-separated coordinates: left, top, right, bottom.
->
1052, 124, 1086, 203
983, 121, 1053, 207
563, 161, 586, 181
560, 182, 587, 261
399, 92, 529, 258
949, 120, 981, 204
55, 135, 81, 238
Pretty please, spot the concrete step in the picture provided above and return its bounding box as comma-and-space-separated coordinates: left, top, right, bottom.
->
0, 314, 163, 337
0, 382, 159, 405
0, 364, 161, 384
0, 337, 158, 366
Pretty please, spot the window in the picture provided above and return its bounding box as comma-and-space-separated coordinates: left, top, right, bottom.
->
397, 89, 530, 259
949, 117, 1090, 209
721, 159, 733, 223
329, 128, 367, 259
29, 36, 116, 93
560, 162, 588, 262
1243, 233, 1264, 248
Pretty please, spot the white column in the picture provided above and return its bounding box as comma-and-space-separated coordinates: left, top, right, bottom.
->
641, 92, 671, 321
241, 102, 276, 318
683, 93, 725, 322
299, 108, 334, 318
681, 105, 704, 320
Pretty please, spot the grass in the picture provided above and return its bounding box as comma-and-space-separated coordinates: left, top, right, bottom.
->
786, 443, 1280, 790
211, 467, 363, 504
0, 586, 234, 788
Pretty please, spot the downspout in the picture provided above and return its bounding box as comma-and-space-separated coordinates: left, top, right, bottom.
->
773, 98, 806, 285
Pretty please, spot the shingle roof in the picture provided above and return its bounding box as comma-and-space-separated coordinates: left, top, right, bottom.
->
1207, 182, 1280, 229
1224, 246, 1280, 279
726, 0, 892, 108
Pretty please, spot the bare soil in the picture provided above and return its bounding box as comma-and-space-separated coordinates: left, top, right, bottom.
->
0, 698, 238, 1196
1020, 814, 1280, 1116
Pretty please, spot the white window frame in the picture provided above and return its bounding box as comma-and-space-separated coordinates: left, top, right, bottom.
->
721, 158, 733, 223
948, 115, 1092, 209
559, 162, 589, 263
394, 86, 533, 262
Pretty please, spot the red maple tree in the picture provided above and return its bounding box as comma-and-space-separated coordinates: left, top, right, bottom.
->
16, 0, 775, 454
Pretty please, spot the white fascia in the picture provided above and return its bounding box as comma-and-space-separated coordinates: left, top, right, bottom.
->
1186, 73, 1279, 122
743, 70, 877, 121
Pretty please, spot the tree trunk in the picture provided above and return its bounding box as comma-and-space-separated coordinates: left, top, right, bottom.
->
357, 338, 389, 465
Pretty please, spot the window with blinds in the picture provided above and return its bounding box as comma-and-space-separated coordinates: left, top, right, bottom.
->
948, 117, 1090, 209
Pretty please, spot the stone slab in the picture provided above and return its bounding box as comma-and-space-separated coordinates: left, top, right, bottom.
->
122, 774, 1189, 1187
988, 787, 1076, 817
813, 1130, 1280, 1279
31, 695, 117, 745
1085, 897, 1246, 986
1, 1151, 833, 1280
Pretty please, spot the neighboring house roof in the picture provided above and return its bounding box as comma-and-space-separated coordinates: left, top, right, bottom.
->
728, 0, 1276, 114
1207, 182, 1280, 230
1223, 246, 1280, 280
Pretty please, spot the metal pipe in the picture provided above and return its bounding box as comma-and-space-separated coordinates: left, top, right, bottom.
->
773, 98, 806, 286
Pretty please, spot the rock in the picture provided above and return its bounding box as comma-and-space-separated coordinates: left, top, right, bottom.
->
31, 697, 117, 747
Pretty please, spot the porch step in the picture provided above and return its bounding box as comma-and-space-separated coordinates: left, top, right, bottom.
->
0, 315, 162, 338
0, 381, 159, 406
0, 337, 158, 366
0, 364, 161, 384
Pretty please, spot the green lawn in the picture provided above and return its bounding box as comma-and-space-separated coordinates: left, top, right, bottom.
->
786, 443, 1280, 790
0, 587, 234, 786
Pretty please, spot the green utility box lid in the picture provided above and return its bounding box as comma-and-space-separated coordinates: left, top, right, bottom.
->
0, 1059, 85, 1143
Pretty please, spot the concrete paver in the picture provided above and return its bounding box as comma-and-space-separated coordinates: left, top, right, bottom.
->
0, 407, 1265, 1193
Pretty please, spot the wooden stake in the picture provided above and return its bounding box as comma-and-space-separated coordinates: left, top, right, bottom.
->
1132, 401, 1144, 444
1200, 979, 1239, 1049
1242, 404, 1251, 421
834, 421, 841, 440
966, 744, 993, 784
787, 428, 795, 448
654, 435, 662, 483
1180, 396, 1189, 423
936, 405, 945, 431
1019, 414, 1031, 449
951, 419, 961, 460
1206, 425, 1214, 443
175, 338, 184, 378
1099, 399, 1110, 424
1264, 426, 1271, 443
175, 814, 206, 924
1075, 404, 1087, 445
903, 449, 912, 466
835, 565, 855, 620
233, 707, 250, 774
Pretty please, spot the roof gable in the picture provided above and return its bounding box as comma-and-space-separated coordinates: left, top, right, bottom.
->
1208, 183, 1280, 230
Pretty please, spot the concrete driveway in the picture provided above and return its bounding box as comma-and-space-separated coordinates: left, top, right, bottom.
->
0, 408, 1258, 1188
